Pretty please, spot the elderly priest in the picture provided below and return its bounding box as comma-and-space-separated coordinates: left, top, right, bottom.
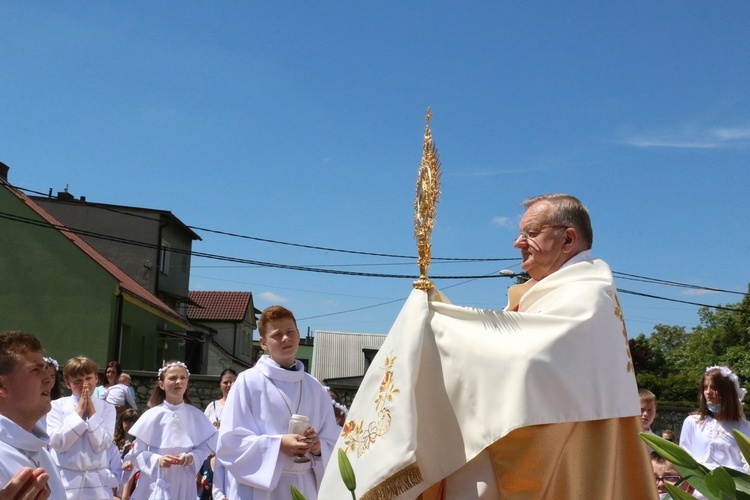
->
318, 194, 656, 499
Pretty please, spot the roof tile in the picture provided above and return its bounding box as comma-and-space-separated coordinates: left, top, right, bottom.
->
187, 291, 252, 321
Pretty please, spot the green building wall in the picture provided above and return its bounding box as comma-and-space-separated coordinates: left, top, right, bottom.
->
1, 186, 188, 371
0, 187, 118, 366
119, 298, 187, 371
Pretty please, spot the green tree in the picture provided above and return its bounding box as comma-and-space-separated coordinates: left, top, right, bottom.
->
648, 324, 689, 372
639, 284, 750, 403
630, 333, 667, 377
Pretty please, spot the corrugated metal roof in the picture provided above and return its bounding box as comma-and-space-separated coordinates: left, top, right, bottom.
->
312, 330, 387, 382
187, 291, 252, 321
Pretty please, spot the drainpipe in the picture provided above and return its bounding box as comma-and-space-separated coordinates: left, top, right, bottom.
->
114, 292, 124, 362
233, 323, 238, 358
154, 223, 163, 294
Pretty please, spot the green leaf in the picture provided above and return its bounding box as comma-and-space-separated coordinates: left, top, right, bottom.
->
338, 448, 357, 493
734, 430, 750, 466
665, 483, 701, 500
674, 471, 713, 499
704, 467, 737, 499
725, 468, 750, 495
641, 433, 702, 469
290, 484, 307, 500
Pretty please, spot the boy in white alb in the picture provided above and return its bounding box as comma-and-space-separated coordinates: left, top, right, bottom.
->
0, 330, 66, 499
216, 306, 339, 500
47, 356, 119, 499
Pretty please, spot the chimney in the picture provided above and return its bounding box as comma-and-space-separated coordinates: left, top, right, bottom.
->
0, 161, 8, 182
57, 184, 75, 201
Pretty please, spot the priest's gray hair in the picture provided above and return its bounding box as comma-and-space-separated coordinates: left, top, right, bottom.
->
523, 193, 593, 249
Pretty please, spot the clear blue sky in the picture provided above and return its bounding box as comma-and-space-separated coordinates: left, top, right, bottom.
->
2, 2, 748, 338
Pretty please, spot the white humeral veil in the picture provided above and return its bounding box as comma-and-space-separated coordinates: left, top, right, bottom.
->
318, 258, 643, 499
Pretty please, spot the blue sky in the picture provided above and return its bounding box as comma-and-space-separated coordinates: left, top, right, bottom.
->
2, 2, 749, 338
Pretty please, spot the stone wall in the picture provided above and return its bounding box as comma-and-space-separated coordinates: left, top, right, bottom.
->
125, 371, 223, 414
74, 373, 739, 441
652, 405, 693, 440
650, 405, 750, 441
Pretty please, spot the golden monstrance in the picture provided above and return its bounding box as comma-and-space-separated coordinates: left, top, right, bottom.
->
413, 108, 441, 291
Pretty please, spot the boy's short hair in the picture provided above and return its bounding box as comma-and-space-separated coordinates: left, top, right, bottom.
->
639, 388, 657, 403
650, 451, 667, 464
258, 305, 297, 337
0, 331, 42, 375
119, 373, 131, 384
62, 356, 99, 379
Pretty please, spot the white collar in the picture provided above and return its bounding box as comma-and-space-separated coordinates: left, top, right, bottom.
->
560, 249, 592, 270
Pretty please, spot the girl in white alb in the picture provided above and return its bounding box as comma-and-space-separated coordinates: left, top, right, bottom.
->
127, 362, 217, 500
680, 365, 750, 473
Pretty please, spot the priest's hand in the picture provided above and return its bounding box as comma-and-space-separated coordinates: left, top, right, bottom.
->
304, 427, 321, 456
280, 434, 312, 457
0, 467, 50, 500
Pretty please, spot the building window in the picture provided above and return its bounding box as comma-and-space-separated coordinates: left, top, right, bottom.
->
160, 239, 171, 275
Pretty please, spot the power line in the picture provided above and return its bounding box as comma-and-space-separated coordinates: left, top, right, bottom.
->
14, 183, 750, 297
4, 208, 749, 297
613, 272, 746, 296
298, 297, 407, 321
617, 289, 743, 312
189, 224, 508, 262
4, 184, 749, 319
15, 184, 510, 263
0, 210, 506, 280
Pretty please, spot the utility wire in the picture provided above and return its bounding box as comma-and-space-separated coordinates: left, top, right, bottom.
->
617, 289, 743, 312
614, 272, 746, 296
5, 184, 749, 315
0, 211, 506, 280
15, 184, 506, 262
15, 183, 750, 296
2, 209, 747, 302
188, 225, 506, 262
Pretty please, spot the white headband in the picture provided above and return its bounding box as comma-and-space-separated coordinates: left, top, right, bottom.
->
324, 386, 349, 417
332, 399, 349, 417
43, 356, 59, 371
706, 365, 747, 402
158, 361, 190, 379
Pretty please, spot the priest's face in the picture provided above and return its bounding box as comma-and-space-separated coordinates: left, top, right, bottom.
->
260, 317, 300, 367
514, 201, 571, 281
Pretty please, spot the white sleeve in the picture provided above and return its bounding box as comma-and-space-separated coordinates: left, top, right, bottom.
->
84, 401, 116, 454
124, 387, 137, 409
47, 403, 87, 453
216, 374, 284, 490
132, 438, 161, 476
679, 416, 695, 453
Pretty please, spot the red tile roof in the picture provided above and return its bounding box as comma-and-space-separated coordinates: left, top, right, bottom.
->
187, 291, 252, 322
2, 181, 186, 325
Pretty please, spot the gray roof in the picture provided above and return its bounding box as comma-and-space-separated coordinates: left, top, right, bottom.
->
311, 330, 386, 382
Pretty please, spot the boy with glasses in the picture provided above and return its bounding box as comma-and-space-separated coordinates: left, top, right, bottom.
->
651, 452, 694, 497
